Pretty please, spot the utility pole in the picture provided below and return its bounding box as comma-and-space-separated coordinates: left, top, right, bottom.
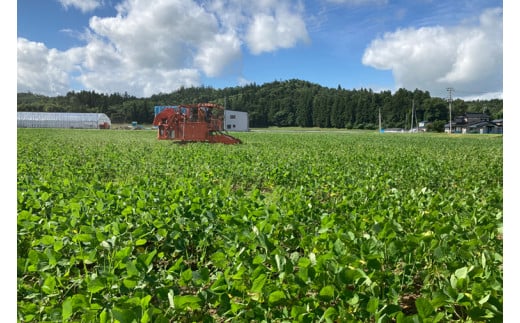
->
379, 107, 382, 133
447, 87, 454, 134
411, 99, 415, 132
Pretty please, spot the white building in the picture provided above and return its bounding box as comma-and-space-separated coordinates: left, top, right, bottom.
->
224, 110, 249, 132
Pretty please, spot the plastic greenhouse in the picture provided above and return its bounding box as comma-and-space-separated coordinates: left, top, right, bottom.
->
17, 112, 111, 129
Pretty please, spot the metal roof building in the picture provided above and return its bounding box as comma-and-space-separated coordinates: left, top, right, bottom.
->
17, 112, 111, 129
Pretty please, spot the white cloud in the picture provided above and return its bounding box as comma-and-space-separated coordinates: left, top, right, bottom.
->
245, 2, 310, 54
238, 76, 253, 86
78, 66, 200, 97
194, 32, 242, 77
18, 0, 310, 97
17, 38, 82, 96
58, 0, 102, 13
206, 0, 310, 54
246, 11, 309, 54
362, 7, 502, 98
325, 0, 388, 5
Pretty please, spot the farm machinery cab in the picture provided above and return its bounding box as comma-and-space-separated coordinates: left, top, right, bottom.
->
153, 103, 242, 144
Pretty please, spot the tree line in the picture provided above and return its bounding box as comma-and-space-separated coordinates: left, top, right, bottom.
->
17, 79, 503, 131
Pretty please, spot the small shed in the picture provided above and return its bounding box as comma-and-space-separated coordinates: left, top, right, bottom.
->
17, 112, 111, 129
224, 110, 249, 132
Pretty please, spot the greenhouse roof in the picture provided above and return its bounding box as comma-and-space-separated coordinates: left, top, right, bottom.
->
17, 112, 110, 122
17, 112, 111, 129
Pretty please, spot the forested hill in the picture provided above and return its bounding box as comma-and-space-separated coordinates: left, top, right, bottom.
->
17, 79, 503, 129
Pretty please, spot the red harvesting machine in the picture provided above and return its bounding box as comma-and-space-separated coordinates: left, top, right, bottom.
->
152, 103, 242, 144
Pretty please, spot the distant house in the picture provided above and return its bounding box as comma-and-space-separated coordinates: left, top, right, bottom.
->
418, 121, 430, 132
445, 112, 502, 134
492, 119, 503, 128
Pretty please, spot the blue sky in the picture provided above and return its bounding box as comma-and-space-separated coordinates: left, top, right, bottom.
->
16, 0, 504, 99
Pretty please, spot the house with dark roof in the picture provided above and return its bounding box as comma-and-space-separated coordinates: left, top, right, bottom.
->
445, 112, 502, 134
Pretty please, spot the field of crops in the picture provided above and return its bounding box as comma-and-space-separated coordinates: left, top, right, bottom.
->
17, 129, 503, 322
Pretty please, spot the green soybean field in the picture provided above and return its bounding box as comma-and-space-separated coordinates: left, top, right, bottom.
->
17, 129, 503, 322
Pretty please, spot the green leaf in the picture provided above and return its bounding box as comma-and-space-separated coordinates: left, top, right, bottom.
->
141, 309, 151, 323
333, 239, 345, 256
319, 285, 335, 302
123, 278, 137, 289
274, 254, 286, 272
321, 307, 338, 322
193, 267, 210, 286
143, 249, 157, 266
140, 295, 152, 308
45, 248, 57, 266
291, 305, 306, 319
210, 273, 227, 294
73, 234, 93, 243
87, 277, 105, 293
478, 294, 491, 305
251, 274, 267, 294
40, 191, 50, 202
125, 296, 141, 307
71, 294, 88, 308
40, 235, 55, 245
173, 295, 201, 310
42, 276, 56, 294
367, 296, 379, 314
53, 240, 64, 251
100, 240, 112, 250
62, 298, 73, 321
99, 308, 108, 323
135, 238, 147, 246
454, 267, 468, 279
181, 268, 192, 282
126, 260, 139, 277
112, 306, 136, 323
115, 247, 132, 261
253, 254, 266, 264
297, 266, 309, 283
430, 295, 448, 309
415, 297, 434, 318
347, 293, 359, 306
468, 307, 489, 321
298, 257, 311, 268
96, 201, 105, 213
210, 251, 227, 269
168, 257, 184, 272
268, 290, 286, 306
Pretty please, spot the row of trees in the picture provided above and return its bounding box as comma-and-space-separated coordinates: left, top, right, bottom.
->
17, 79, 503, 130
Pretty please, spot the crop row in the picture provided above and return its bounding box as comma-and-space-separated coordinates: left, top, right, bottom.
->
17, 129, 503, 322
